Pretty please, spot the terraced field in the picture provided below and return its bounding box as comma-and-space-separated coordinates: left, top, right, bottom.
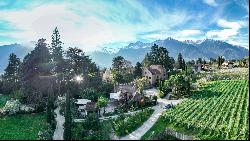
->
143, 80, 249, 140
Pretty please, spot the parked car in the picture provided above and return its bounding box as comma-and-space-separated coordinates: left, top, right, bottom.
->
164, 104, 172, 109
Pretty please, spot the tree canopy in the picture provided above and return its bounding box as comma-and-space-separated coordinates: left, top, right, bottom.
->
142, 44, 173, 71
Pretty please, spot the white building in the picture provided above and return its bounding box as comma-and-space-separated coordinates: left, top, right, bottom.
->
142, 65, 167, 85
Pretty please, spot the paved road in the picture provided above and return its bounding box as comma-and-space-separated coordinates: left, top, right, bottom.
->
53, 107, 65, 140
118, 105, 164, 140
117, 88, 184, 140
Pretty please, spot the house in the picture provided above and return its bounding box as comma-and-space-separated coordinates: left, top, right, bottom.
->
228, 62, 234, 69
84, 102, 98, 115
110, 91, 121, 101
114, 83, 136, 93
142, 65, 167, 86
222, 61, 234, 69
75, 99, 95, 117
192, 64, 201, 73
102, 68, 113, 82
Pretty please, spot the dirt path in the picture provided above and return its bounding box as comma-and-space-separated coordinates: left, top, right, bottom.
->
53, 107, 65, 140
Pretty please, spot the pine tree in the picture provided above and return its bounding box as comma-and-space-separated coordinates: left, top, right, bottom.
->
3, 53, 21, 93
64, 91, 71, 140
182, 59, 186, 70
51, 27, 64, 74
218, 56, 221, 69
46, 86, 54, 124
177, 53, 185, 70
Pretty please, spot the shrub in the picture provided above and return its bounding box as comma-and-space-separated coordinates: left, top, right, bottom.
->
158, 90, 165, 98
38, 123, 54, 140
2, 99, 21, 115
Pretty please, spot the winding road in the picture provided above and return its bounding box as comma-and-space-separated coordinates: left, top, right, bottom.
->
53, 107, 65, 140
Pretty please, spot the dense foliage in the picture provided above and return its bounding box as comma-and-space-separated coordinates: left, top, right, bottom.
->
158, 74, 191, 99
133, 62, 143, 79
142, 44, 174, 71
71, 113, 111, 140
111, 56, 133, 84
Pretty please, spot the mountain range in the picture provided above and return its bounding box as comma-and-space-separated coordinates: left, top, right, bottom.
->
87, 38, 249, 68
0, 38, 249, 73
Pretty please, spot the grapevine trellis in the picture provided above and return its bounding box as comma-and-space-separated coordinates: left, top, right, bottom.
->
163, 80, 249, 140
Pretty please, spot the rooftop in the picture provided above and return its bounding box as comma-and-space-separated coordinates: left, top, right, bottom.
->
75, 99, 91, 105
148, 68, 161, 75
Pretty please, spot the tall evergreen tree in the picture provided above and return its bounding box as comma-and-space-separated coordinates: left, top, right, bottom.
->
177, 53, 185, 70
133, 62, 142, 79
21, 38, 51, 106
64, 91, 71, 140
51, 27, 64, 74
3, 53, 21, 93
182, 59, 186, 70
46, 86, 54, 124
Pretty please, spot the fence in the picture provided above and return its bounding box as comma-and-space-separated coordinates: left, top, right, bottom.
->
165, 128, 194, 140
153, 128, 194, 140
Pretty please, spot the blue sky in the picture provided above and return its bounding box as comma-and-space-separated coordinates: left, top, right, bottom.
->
0, 0, 249, 51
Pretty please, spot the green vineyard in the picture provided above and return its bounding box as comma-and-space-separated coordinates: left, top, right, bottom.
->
163, 80, 249, 140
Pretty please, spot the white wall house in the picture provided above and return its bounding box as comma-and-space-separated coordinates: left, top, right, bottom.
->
142, 65, 167, 85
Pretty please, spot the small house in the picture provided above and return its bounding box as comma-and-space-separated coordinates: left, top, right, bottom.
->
142, 65, 167, 86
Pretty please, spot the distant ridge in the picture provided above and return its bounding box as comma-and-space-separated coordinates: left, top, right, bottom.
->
0, 38, 248, 72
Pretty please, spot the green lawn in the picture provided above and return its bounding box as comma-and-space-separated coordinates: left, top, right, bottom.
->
141, 115, 166, 140
0, 112, 47, 140
0, 94, 11, 108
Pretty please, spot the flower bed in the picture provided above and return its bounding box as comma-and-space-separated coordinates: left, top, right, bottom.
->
112, 108, 154, 137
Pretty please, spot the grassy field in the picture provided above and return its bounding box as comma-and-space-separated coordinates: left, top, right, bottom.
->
142, 80, 249, 140
0, 112, 47, 140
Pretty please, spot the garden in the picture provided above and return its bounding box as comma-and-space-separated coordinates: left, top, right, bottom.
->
112, 108, 154, 137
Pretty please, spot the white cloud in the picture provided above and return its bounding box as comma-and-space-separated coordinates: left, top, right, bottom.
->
217, 19, 241, 29
206, 19, 242, 40
0, 1, 195, 51
179, 30, 202, 36
0, 3, 137, 51
206, 19, 249, 48
203, 0, 218, 7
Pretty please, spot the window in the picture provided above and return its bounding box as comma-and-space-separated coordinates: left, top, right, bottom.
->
157, 76, 159, 78
149, 77, 151, 79
145, 72, 147, 74
164, 74, 166, 76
